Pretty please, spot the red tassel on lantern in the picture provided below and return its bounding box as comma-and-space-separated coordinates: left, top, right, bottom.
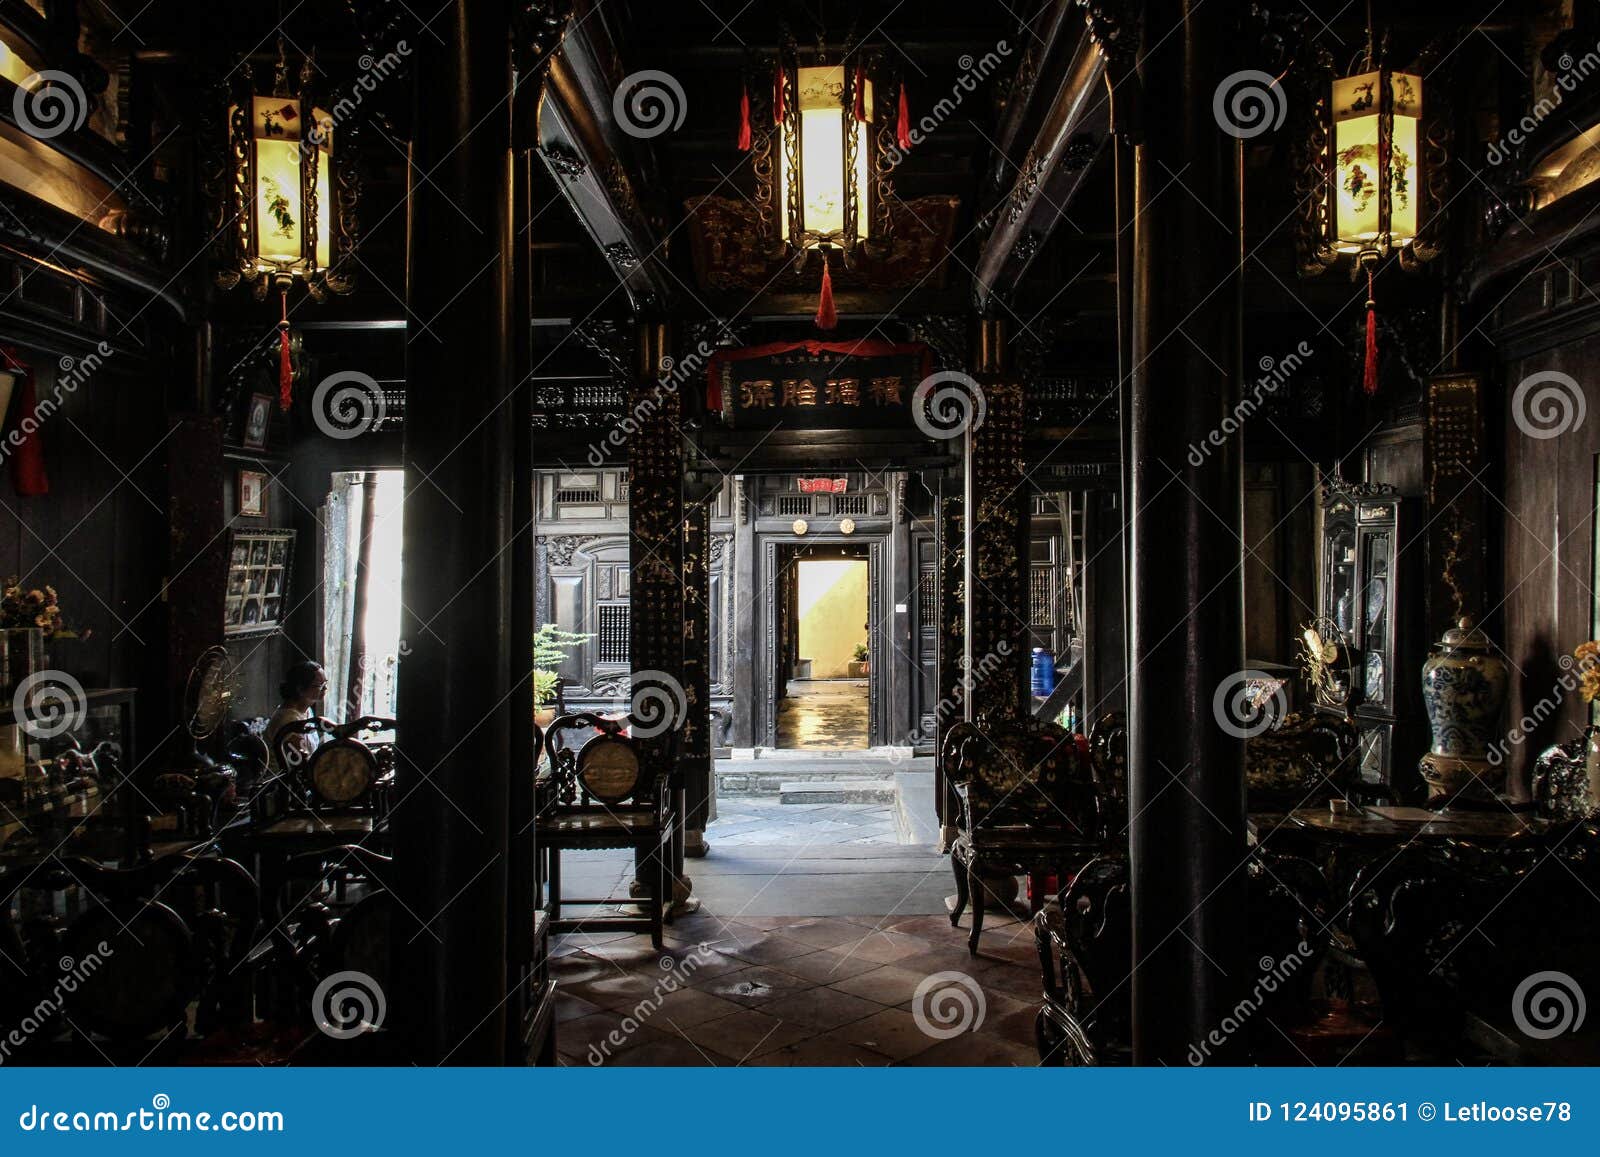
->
815, 259, 837, 332
773, 65, 785, 126
737, 81, 752, 151
897, 83, 911, 151
1362, 268, 1379, 397
853, 65, 866, 121
277, 290, 293, 411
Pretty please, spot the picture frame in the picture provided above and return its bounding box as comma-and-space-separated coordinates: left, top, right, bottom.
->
224, 529, 296, 637
242, 392, 273, 450
237, 469, 267, 517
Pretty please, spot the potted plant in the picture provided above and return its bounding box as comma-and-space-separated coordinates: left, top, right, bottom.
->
847, 642, 870, 679
0, 579, 84, 692
533, 623, 591, 728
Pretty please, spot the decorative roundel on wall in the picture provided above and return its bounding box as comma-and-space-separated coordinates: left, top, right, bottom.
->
792, 519, 808, 535
840, 518, 856, 535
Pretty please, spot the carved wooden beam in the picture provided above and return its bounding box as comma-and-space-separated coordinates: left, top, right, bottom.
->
972, 6, 1110, 311
533, 3, 674, 313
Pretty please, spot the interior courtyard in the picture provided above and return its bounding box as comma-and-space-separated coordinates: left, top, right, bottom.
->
1, 0, 1599, 1074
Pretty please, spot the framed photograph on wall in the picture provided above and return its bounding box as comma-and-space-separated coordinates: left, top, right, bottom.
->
224, 528, 295, 637
237, 469, 267, 517
242, 392, 273, 450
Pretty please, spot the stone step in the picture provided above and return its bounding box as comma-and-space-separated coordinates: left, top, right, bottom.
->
717, 763, 912, 796
779, 779, 899, 805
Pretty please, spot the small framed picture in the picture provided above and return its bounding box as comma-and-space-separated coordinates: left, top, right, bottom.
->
237, 469, 267, 517
242, 392, 273, 450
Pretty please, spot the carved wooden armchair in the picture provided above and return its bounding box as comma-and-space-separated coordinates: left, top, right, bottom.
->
0, 853, 260, 1062
536, 712, 679, 949
941, 711, 1100, 954
1034, 848, 1330, 1065
1245, 712, 1362, 813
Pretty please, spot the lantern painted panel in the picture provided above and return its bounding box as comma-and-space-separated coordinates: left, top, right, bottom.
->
234, 95, 334, 277
779, 65, 871, 244
1332, 70, 1421, 254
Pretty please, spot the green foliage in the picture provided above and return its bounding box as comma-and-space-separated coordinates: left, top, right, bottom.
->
852, 642, 869, 663
533, 623, 591, 708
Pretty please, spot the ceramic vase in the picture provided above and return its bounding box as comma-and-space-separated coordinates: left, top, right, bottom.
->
1419, 616, 1510, 799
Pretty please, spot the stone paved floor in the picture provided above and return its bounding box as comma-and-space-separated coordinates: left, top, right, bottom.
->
776, 679, 870, 749
708, 798, 899, 846
552, 907, 1043, 1066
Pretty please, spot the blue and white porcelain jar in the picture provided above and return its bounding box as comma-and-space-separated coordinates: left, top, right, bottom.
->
1419, 616, 1510, 799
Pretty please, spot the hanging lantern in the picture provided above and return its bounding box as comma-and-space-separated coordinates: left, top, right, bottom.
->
1331, 67, 1421, 260
778, 64, 872, 250
215, 41, 356, 408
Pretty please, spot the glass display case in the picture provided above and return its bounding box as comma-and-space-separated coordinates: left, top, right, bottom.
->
1317, 482, 1425, 796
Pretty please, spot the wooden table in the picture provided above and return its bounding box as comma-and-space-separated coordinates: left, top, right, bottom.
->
1283, 804, 1560, 845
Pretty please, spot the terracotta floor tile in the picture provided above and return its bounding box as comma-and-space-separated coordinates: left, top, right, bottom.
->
608, 1036, 736, 1066
678, 1007, 817, 1061
562, 970, 678, 1011
756, 986, 884, 1030
776, 948, 884, 984
722, 933, 820, 967
558, 1011, 669, 1065
897, 1033, 1041, 1066
827, 965, 933, 1006
746, 1036, 895, 1066
554, 992, 605, 1024
837, 929, 934, 964
781, 917, 877, 949
822, 1007, 943, 1061
692, 964, 813, 1006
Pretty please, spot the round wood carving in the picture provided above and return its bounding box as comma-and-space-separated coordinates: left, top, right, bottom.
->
310, 740, 375, 805
578, 736, 641, 803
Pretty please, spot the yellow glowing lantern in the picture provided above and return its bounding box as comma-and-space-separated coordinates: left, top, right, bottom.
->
779, 65, 872, 248
238, 93, 333, 282
1331, 68, 1421, 258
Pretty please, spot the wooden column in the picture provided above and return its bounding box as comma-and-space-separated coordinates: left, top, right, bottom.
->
681, 486, 713, 857
731, 476, 756, 749
628, 322, 688, 899
934, 478, 964, 844
1127, 0, 1247, 1065
394, 0, 515, 1065
965, 319, 1031, 717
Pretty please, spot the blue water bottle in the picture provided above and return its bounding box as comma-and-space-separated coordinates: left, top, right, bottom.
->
1030, 648, 1056, 698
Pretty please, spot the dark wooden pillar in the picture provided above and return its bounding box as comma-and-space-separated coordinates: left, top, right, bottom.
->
628, 322, 688, 898
1127, 0, 1247, 1065
934, 477, 964, 844
394, 0, 515, 1065
681, 486, 713, 856
731, 476, 756, 749
966, 320, 1031, 716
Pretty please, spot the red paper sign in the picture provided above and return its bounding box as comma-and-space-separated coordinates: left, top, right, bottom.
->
797, 478, 848, 494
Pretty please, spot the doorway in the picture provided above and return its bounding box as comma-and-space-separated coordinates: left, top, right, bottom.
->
778, 556, 870, 750
323, 470, 406, 721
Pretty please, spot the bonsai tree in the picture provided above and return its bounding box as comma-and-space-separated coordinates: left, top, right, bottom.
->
534, 623, 591, 711
852, 643, 869, 663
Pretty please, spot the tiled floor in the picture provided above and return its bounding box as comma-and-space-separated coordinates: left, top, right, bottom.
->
776, 679, 870, 749
708, 798, 899, 846
552, 908, 1044, 1066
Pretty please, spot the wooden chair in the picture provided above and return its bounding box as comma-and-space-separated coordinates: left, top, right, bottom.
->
0, 853, 260, 1062
1034, 847, 1331, 1065
942, 711, 1100, 954
537, 712, 678, 949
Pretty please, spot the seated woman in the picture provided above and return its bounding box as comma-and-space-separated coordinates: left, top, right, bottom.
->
265, 661, 328, 772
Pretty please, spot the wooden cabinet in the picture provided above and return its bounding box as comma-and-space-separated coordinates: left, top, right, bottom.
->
1317, 483, 1426, 797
